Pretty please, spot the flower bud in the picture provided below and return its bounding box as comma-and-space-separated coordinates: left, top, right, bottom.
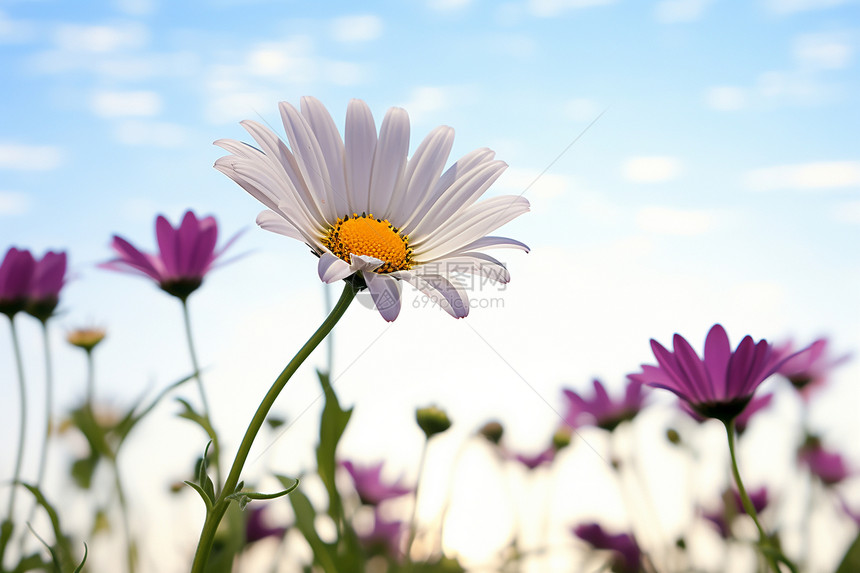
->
67, 327, 106, 352
416, 405, 451, 439
666, 428, 682, 445
553, 427, 572, 451
478, 421, 504, 444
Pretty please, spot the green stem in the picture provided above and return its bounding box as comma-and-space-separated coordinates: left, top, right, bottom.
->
406, 437, 430, 566
85, 347, 95, 406
6, 317, 26, 527
110, 458, 136, 573
723, 420, 797, 573
189, 281, 357, 573
181, 299, 223, 492
23, 321, 54, 535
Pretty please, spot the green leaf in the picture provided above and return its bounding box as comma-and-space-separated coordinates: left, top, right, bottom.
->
194, 441, 216, 502
10, 551, 49, 573
289, 488, 338, 573
836, 530, 860, 573
315, 370, 352, 523
184, 481, 214, 512
225, 476, 300, 510
177, 398, 218, 445
73, 543, 88, 573
19, 483, 79, 571
70, 455, 99, 490
115, 371, 196, 444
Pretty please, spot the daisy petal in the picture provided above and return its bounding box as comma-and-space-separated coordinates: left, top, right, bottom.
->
345, 99, 378, 213
256, 210, 306, 242
364, 272, 402, 322
318, 253, 354, 283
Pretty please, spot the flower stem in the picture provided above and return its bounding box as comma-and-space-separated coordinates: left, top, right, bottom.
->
189, 281, 357, 573
723, 419, 797, 573
23, 321, 54, 535
406, 437, 430, 564
181, 299, 223, 492
111, 457, 136, 573
5, 317, 26, 528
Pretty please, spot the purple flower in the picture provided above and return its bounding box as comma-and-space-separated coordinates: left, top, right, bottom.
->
798, 440, 850, 486
358, 510, 405, 558
573, 522, 642, 573
341, 460, 411, 506
680, 392, 773, 435
101, 210, 239, 301
776, 338, 850, 400
563, 379, 647, 432
702, 487, 769, 539
0, 247, 36, 318
245, 504, 287, 543
511, 446, 556, 470
26, 251, 67, 322
629, 324, 790, 423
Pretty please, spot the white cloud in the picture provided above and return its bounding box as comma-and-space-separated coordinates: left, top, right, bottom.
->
0, 191, 30, 216
704, 86, 747, 111
246, 37, 317, 80
831, 200, 860, 223
636, 206, 717, 235
324, 61, 366, 86
564, 97, 601, 121
206, 90, 275, 125
622, 156, 682, 183
0, 10, 37, 44
428, 0, 474, 10
0, 143, 64, 171
399, 85, 475, 125
91, 90, 162, 118
765, 0, 849, 14
655, 0, 712, 23
113, 120, 189, 147
528, 0, 616, 18
114, 0, 157, 16
53, 22, 148, 53
794, 33, 852, 70
330, 15, 383, 43
495, 168, 571, 200
744, 161, 860, 191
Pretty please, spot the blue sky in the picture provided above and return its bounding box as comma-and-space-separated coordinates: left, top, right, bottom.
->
1, 0, 860, 570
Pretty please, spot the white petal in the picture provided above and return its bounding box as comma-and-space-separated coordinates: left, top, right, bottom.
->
300, 96, 350, 217
452, 235, 531, 253
364, 272, 402, 322
344, 99, 377, 215
349, 254, 384, 273
392, 271, 470, 319
391, 126, 455, 229
409, 160, 507, 239
256, 210, 306, 242
369, 107, 410, 218
415, 252, 511, 284
279, 101, 338, 225
415, 196, 530, 260
318, 252, 353, 283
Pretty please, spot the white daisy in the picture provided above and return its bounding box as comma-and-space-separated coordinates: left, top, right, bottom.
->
214, 96, 529, 321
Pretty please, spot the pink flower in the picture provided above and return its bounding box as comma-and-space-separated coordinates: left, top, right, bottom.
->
510, 445, 556, 470
244, 504, 287, 543
798, 439, 850, 486
341, 460, 411, 506
776, 338, 850, 400
679, 392, 773, 434
573, 523, 642, 573
562, 379, 647, 432
101, 211, 239, 301
0, 247, 36, 318
358, 510, 406, 558
26, 251, 67, 322
629, 324, 791, 423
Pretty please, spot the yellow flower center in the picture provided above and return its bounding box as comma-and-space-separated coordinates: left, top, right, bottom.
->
322, 213, 413, 274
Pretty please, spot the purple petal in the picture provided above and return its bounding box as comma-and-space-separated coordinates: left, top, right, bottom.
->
155, 215, 179, 277
672, 333, 712, 402
703, 324, 731, 398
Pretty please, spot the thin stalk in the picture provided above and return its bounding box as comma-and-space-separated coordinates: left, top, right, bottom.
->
6, 317, 26, 527
85, 347, 95, 405
323, 283, 333, 376
406, 437, 430, 564
110, 457, 136, 573
189, 281, 356, 573
181, 299, 222, 491
23, 321, 55, 536
723, 419, 798, 573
